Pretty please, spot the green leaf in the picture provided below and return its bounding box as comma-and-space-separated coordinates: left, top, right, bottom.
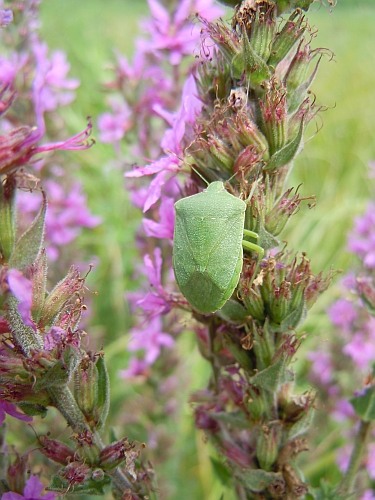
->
17, 402, 48, 418
232, 28, 271, 86
250, 356, 293, 393
213, 410, 250, 429
30, 250, 47, 324
34, 346, 81, 392
0, 177, 16, 262
310, 479, 346, 500
210, 457, 232, 486
33, 359, 70, 392
224, 331, 254, 370
287, 58, 321, 114
271, 299, 307, 331
235, 468, 282, 492
47, 472, 111, 495
257, 222, 280, 252
217, 299, 247, 323
263, 116, 305, 172
9, 191, 46, 271
94, 355, 110, 430
288, 408, 315, 440
350, 386, 375, 421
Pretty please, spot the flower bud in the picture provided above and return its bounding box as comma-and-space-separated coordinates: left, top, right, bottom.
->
38, 434, 75, 465
0, 175, 16, 262
256, 424, 281, 471
7, 455, 27, 494
268, 9, 306, 68
99, 437, 134, 471
208, 134, 235, 172
235, 114, 269, 156
235, 0, 277, 61
39, 267, 84, 329
251, 319, 275, 369
74, 355, 98, 420
259, 82, 287, 155
356, 277, 375, 316
243, 386, 267, 419
265, 187, 313, 236
232, 25, 271, 86
239, 284, 265, 321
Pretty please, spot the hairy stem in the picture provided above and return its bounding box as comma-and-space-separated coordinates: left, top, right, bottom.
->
47, 386, 139, 497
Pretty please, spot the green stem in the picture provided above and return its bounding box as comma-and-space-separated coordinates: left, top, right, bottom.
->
47, 386, 140, 497
339, 419, 372, 495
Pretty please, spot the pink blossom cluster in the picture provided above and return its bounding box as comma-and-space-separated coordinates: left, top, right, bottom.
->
0, 0, 99, 257
309, 185, 375, 492
98, 0, 223, 377
17, 179, 101, 260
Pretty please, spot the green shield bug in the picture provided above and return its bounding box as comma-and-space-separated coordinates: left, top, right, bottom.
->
173, 181, 264, 314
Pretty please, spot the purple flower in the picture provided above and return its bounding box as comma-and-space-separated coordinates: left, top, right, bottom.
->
127, 315, 174, 365
132, 248, 172, 319
3, 475, 56, 500
6, 269, 34, 327
342, 332, 375, 370
97, 99, 132, 143
18, 180, 101, 260
362, 492, 375, 500
143, 196, 175, 239
0, 117, 93, 176
327, 298, 357, 330
336, 443, 352, 474
44, 326, 68, 350
307, 351, 333, 385
32, 41, 79, 112
141, 0, 222, 65
0, 8, 13, 27
331, 398, 356, 423
348, 202, 375, 268
126, 74, 202, 211
366, 443, 375, 480
0, 401, 33, 426
119, 357, 149, 380
0, 53, 27, 86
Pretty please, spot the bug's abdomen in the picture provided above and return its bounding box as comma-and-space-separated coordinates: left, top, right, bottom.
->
173, 212, 245, 313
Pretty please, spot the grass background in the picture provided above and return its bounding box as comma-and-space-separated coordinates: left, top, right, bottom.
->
31, 0, 375, 498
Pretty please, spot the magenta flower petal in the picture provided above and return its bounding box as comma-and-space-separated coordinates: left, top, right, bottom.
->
0, 401, 32, 426
7, 269, 34, 327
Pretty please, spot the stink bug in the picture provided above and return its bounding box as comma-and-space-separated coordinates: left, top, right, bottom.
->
173, 181, 264, 314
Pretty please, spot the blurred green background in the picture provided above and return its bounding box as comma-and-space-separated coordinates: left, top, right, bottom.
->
34, 0, 375, 497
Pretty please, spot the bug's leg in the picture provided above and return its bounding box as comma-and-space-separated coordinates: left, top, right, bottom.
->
243, 229, 259, 241
242, 231, 264, 284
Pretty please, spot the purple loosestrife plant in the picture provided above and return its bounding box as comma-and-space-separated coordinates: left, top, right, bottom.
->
100, 0, 359, 498
98, 0, 225, 472
309, 175, 375, 499
0, 0, 100, 266
0, 4, 153, 499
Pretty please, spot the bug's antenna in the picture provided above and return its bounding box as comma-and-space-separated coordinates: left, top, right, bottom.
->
190, 165, 209, 186
246, 177, 261, 203
165, 148, 209, 187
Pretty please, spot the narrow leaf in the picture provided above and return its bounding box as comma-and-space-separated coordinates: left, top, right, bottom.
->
94, 355, 110, 430
251, 356, 292, 393
9, 191, 46, 271
350, 386, 375, 421
263, 117, 305, 172
0, 176, 17, 262
236, 468, 282, 492
210, 457, 232, 486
